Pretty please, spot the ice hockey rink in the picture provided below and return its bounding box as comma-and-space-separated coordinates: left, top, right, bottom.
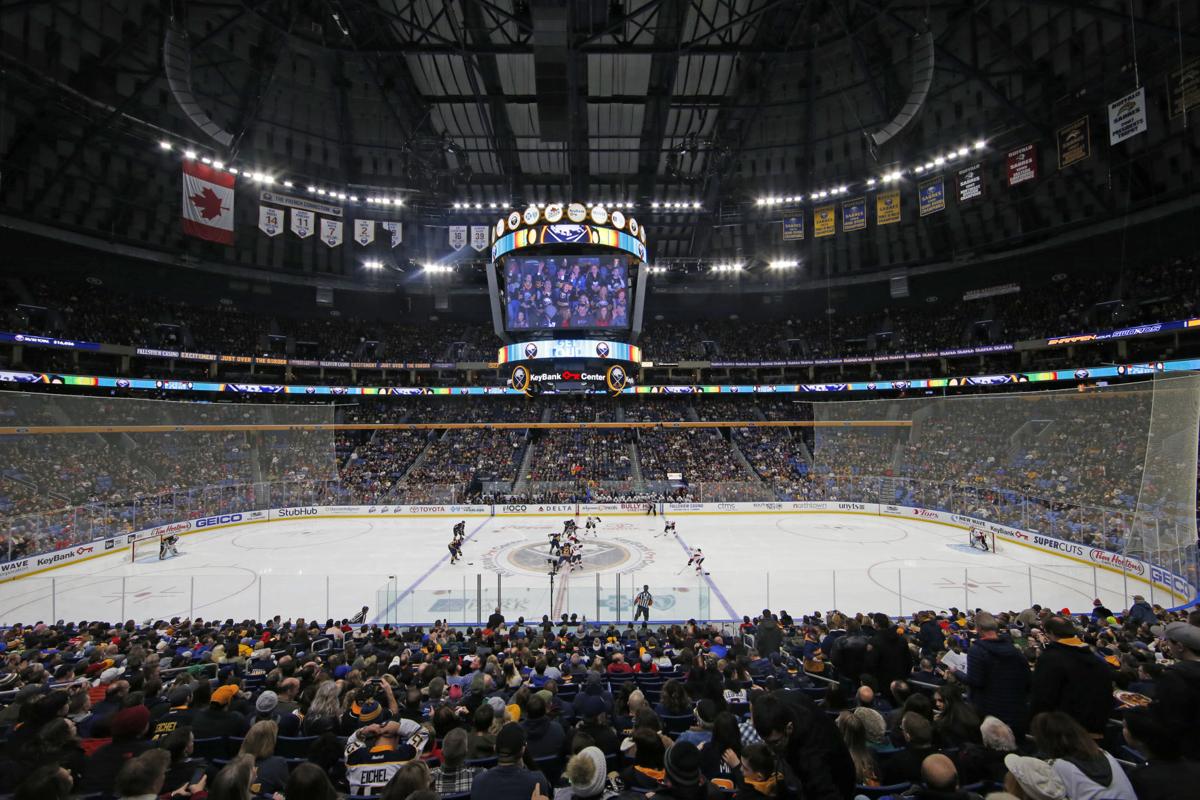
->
0, 512, 1166, 627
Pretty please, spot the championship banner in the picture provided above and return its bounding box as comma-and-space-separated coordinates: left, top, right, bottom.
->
449, 225, 467, 250
1108, 87, 1148, 145
470, 225, 489, 252
290, 209, 315, 238
918, 175, 946, 217
353, 219, 375, 246
957, 163, 983, 203
1057, 116, 1091, 169
181, 161, 235, 244
381, 221, 402, 247
1006, 144, 1037, 186
813, 205, 836, 237
320, 218, 343, 248
841, 197, 866, 231
258, 205, 282, 237
781, 216, 805, 241
1167, 57, 1199, 118
876, 190, 901, 225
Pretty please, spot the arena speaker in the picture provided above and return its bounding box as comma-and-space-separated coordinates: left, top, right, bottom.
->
868, 31, 934, 150
163, 24, 234, 148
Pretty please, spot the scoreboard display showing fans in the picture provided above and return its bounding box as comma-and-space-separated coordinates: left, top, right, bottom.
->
501, 255, 632, 331
486, 203, 649, 395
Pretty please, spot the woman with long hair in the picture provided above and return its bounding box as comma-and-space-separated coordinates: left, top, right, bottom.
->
238, 720, 289, 796
1031, 712, 1137, 799
303, 681, 343, 736
206, 754, 255, 800
837, 711, 881, 787
282, 762, 340, 800
698, 711, 743, 787
933, 682, 982, 747
655, 679, 691, 717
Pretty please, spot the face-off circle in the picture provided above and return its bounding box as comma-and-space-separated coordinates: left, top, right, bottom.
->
481, 536, 655, 577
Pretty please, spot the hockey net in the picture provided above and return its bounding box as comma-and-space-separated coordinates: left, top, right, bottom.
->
131, 535, 162, 563
967, 529, 997, 553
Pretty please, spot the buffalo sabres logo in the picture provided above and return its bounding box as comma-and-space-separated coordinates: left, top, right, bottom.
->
543, 224, 590, 244
511, 365, 531, 392
606, 364, 627, 393
595, 341, 610, 358
524, 343, 538, 359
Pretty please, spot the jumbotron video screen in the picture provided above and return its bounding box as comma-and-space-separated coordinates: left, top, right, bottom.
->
501, 254, 632, 331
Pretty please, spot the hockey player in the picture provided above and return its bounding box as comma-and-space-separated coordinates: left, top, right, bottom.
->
548, 530, 562, 555
969, 528, 991, 552
563, 518, 578, 537
687, 547, 706, 575
657, 520, 677, 538
158, 534, 180, 560
453, 520, 466, 539
584, 516, 600, 535
448, 538, 463, 564
557, 541, 574, 572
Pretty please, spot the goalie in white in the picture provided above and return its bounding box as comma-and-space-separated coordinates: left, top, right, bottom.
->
158, 534, 181, 560
969, 528, 991, 552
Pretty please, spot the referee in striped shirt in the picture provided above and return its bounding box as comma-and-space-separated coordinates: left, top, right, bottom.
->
633, 585, 653, 628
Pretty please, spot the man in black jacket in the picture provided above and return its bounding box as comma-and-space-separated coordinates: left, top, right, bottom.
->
1150, 621, 1200, 760
751, 689, 855, 800
830, 619, 870, 686
1029, 616, 1113, 736
864, 613, 913, 703
951, 613, 1030, 737
756, 611, 783, 656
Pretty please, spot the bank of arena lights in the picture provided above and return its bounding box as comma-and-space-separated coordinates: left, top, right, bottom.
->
423, 264, 454, 274
649, 200, 702, 211
754, 137, 988, 205
647, 265, 668, 274
363, 260, 384, 270
158, 138, 408, 207
768, 260, 799, 269
712, 263, 743, 272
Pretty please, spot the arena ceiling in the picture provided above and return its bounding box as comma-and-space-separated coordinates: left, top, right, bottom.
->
0, 0, 1197, 285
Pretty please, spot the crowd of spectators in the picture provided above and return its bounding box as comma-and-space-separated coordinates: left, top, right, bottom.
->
636, 429, 753, 483
525, 432, 634, 484
0, 597, 1194, 800
6, 255, 1200, 374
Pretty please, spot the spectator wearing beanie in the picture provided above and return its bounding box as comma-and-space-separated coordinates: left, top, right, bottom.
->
190, 683, 247, 739
1030, 616, 1115, 736
656, 741, 705, 800
81, 705, 152, 792
557, 746, 617, 800
344, 718, 423, 797
470, 723, 552, 800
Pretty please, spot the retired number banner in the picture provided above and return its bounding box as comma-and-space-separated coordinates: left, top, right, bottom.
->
258, 205, 282, 237
381, 221, 402, 248
320, 218, 343, 248
290, 209, 315, 239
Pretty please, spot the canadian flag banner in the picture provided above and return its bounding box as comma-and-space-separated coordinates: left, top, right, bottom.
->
354, 219, 375, 246
381, 221, 402, 247
290, 209, 314, 238
181, 161, 235, 244
320, 218, 344, 247
258, 206, 282, 237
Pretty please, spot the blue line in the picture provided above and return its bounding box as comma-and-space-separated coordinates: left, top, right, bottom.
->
374, 516, 494, 624
671, 532, 738, 621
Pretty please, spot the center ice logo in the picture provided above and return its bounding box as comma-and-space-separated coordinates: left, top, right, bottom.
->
483, 536, 653, 576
